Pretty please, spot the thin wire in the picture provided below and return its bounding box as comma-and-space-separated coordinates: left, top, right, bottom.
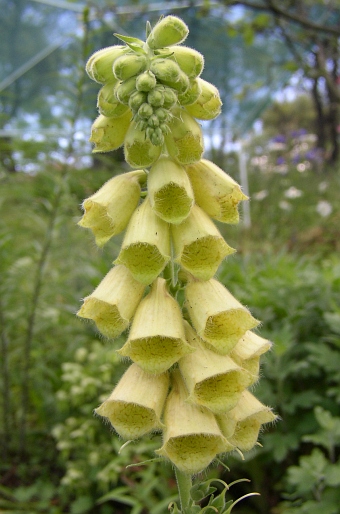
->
0, 37, 70, 92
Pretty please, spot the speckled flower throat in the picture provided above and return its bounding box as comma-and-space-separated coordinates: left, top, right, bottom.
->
78, 13, 276, 485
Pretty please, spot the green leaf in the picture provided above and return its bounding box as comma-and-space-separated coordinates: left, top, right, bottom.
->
70, 495, 94, 514
324, 312, 340, 335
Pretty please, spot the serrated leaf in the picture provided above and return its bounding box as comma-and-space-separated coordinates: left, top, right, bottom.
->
325, 463, 340, 487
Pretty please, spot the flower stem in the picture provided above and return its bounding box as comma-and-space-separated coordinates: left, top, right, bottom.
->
175, 467, 192, 512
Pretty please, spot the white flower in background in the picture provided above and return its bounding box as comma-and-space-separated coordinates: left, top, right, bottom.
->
316, 201, 332, 217
279, 200, 292, 211
253, 190, 268, 201
284, 187, 302, 199
318, 181, 329, 192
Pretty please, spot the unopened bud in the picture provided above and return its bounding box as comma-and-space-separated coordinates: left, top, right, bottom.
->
96, 364, 169, 439
163, 87, 178, 109
128, 90, 147, 112
217, 390, 277, 451
161, 71, 190, 94
179, 322, 250, 413
115, 76, 137, 105
137, 103, 154, 119
164, 108, 204, 164
77, 265, 145, 339
150, 128, 165, 146
124, 121, 163, 167
178, 78, 202, 106
147, 16, 189, 49
118, 279, 193, 374
148, 86, 165, 107
150, 58, 183, 84
148, 156, 194, 224
78, 169, 146, 246
165, 45, 204, 78
115, 198, 170, 284
90, 111, 132, 153
86, 45, 126, 83
136, 70, 157, 92
185, 78, 222, 120
156, 370, 233, 474
185, 278, 259, 354
185, 159, 248, 223
97, 82, 129, 118
172, 204, 235, 280
113, 53, 147, 81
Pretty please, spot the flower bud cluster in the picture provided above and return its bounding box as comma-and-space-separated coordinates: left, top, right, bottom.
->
79, 16, 276, 476
86, 16, 219, 167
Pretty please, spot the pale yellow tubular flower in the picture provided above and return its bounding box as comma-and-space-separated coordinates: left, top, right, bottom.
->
230, 331, 272, 385
148, 156, 194, 224
185, 278, 260, 354
115, 197, 171, 285
156, 369, 234, 474
179, 322, 251, 414
164, 108, 204, 165
171, 204, 235, 280
77, 265, 145, 339
95, 363, 169, 439
97, 82, 129, 118
216, 390, 277, 451
78, 170, 146, 247
90, 110, 132, 153
185, 78, 222, 120
185, 159, 248, 224
124, 120, 163, 168
118, 278, 193, 374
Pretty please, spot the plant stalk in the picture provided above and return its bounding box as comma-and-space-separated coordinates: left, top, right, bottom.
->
175, 467, 192, 513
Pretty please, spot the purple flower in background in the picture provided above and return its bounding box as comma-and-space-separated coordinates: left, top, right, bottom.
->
276, 156, 285, 165
272, 135, 286, 143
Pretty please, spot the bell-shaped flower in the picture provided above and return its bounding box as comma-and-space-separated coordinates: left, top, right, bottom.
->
124, 120, 163, 168
86, 45, 127, 83
171, 205, 235, 280
164, 108, 204, 165
216, 390, 277, 451
179, 322, 251, 414
118, 278, 193, 374
146, 15, 189, 49
97, 82, 129, 118
96, 364, 169, 439
185, 159, 248, 224
78, 170, 146, 247
77, 265, 145, 339
148, 156, 194, 224
185, 78, 222, 120
90, 111, 132, 153
115, 198, 170, 285
230, 331, 272, 386
156, 370, 234, 474
185, 278, 259, 354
